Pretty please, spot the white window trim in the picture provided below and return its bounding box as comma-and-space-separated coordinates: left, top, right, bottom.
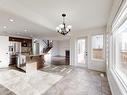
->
112, 0, 127, 32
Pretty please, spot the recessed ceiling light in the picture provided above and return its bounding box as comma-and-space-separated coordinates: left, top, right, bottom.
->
24, 29, 28, 32
9, 18, 14, 22
3, 26, 7, 29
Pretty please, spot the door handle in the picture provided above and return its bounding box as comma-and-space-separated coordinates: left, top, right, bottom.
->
86, 52, 88, 56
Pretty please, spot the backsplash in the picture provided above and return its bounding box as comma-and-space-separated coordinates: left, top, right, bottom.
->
21, 47, 32, 54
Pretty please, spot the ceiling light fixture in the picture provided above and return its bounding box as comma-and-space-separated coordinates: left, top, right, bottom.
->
24, 29, 28, 32
9, 18, 14, 22
56, 14, 72, 35
3, 26, 7, 29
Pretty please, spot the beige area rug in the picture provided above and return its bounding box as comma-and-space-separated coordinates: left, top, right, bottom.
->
0, 69, 63, 95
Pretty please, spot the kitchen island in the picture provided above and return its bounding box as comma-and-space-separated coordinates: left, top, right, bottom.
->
9, 54, 45, 72
26, 54, 45, 70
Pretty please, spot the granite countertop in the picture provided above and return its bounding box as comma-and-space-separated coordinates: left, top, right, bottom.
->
25, 53, 46, 57
29, 54, 44, 57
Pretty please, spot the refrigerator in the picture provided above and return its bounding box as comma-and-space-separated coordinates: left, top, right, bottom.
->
33, 42, 40, 55
9, 41, 21, 54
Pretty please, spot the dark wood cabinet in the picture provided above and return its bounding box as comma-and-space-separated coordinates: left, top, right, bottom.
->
9, 55, 17, 66
9, 37, 32, 47
21, 43, 27, 47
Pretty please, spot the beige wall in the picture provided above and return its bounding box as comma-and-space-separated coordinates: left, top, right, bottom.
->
51, 40, 70, 57
58, 40, 70, 56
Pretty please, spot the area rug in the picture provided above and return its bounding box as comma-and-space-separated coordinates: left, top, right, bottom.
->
0, 69, 63, 95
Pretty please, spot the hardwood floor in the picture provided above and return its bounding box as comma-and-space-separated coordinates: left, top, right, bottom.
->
51, 56, 69, 65
41, 65, 112, 95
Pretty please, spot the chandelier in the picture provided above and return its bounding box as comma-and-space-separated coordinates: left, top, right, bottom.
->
56, 14, 72, 35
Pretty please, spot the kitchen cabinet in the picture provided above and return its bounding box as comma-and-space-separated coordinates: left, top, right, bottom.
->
9, 37, 32, 47
9, 55, 17, 66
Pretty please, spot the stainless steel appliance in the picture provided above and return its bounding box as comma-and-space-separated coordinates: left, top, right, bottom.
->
9, 41, 21, 54
33, 42, 39, 55
17, 54, 26, 69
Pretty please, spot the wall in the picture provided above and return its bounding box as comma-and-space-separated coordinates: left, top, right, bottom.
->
51, 40, 70, 57
58, 40, 70, 56
0, 36, 9, 68
70, 26, 106, 72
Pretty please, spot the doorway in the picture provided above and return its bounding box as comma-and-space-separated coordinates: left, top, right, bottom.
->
76, 37, 88, 67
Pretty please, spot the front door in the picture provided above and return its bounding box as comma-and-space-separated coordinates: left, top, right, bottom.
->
77, 37, 88, 67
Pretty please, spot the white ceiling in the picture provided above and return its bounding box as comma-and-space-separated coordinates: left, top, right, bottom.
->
0, 0, 113, 38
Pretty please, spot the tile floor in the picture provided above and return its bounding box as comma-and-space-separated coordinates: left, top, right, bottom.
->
0, 84, 16, 95
0, 68, 62, 95
41, 65, 112, 95
0, 65, 112, 95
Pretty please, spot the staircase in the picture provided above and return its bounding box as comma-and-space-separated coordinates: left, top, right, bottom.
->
42, 40, 53, 53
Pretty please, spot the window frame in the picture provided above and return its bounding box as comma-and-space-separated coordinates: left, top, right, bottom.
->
109, 29, 127, 93
112, 24, 127, 89
110, 1, 127, 90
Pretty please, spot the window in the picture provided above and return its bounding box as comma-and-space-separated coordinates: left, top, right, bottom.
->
114, 20, 127, 86
77, 39, 85, 54
77, 39, 86, 64
109, 1, 127, 90
92, 35, 104, 60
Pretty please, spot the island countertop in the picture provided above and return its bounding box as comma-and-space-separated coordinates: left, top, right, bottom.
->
25, 53, 46, 57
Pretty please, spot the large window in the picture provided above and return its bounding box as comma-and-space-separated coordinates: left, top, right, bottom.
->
109, 1, 127, 91
92, 35, 104, 60
114, 20, 127, 86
